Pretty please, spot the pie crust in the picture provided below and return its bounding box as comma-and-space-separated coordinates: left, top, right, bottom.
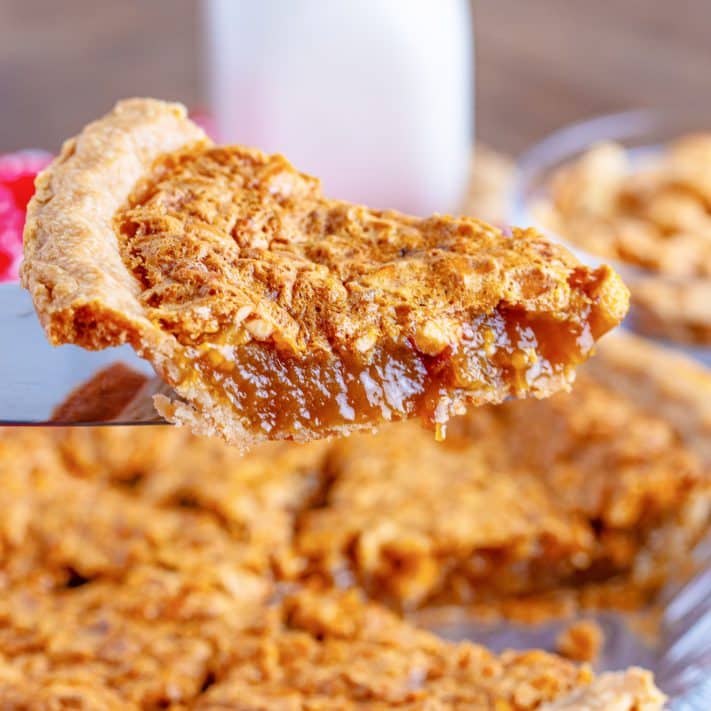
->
22, 99, 629, 448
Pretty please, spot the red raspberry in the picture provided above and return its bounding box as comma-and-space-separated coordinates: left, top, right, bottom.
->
0, 151, 52, 282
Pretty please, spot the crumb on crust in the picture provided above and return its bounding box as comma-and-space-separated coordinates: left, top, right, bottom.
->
556, 620, 605, 663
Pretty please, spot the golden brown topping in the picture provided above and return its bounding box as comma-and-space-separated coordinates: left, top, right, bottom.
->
0, 428, 664, 709
116, 143, 626, 358
196, 591, 595, 711
538, 139, 711, 278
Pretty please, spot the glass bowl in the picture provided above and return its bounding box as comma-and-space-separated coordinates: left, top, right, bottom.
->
509, 109, 711, 367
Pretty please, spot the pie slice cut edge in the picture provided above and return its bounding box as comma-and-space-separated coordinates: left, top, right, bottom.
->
22, 99, 630, 449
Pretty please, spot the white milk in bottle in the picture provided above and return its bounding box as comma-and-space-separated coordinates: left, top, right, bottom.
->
204, 0, 473, 215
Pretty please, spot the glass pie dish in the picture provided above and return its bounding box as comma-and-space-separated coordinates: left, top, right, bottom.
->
509, 109, 711, 367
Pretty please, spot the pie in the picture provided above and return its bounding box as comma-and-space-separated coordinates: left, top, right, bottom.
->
535, 137, 711, 344
0, 428, 665, 708
51, 423, 331, 576
22, 98, 629, 448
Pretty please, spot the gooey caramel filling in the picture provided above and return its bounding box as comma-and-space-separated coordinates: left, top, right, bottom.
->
182, 308, 593, 439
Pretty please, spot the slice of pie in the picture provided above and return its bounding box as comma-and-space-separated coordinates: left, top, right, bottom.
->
22, 99, 629, 448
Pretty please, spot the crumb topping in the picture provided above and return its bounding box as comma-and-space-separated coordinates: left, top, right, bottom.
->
0, 428, 662, 710
116, 144, 625, 358
556, 620, 605, 663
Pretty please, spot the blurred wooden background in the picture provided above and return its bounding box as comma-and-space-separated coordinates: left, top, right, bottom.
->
1, 0, 710, 155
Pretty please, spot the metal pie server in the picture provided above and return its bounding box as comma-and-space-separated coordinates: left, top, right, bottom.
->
0, 283, 166, 425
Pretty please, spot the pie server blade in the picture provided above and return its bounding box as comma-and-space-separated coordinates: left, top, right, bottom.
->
0, 283, 164, 425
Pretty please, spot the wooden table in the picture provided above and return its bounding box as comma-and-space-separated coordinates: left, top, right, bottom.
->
2, 0, 710, 156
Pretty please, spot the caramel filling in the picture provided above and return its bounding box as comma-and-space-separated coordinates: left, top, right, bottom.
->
183, 308, 593, 439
